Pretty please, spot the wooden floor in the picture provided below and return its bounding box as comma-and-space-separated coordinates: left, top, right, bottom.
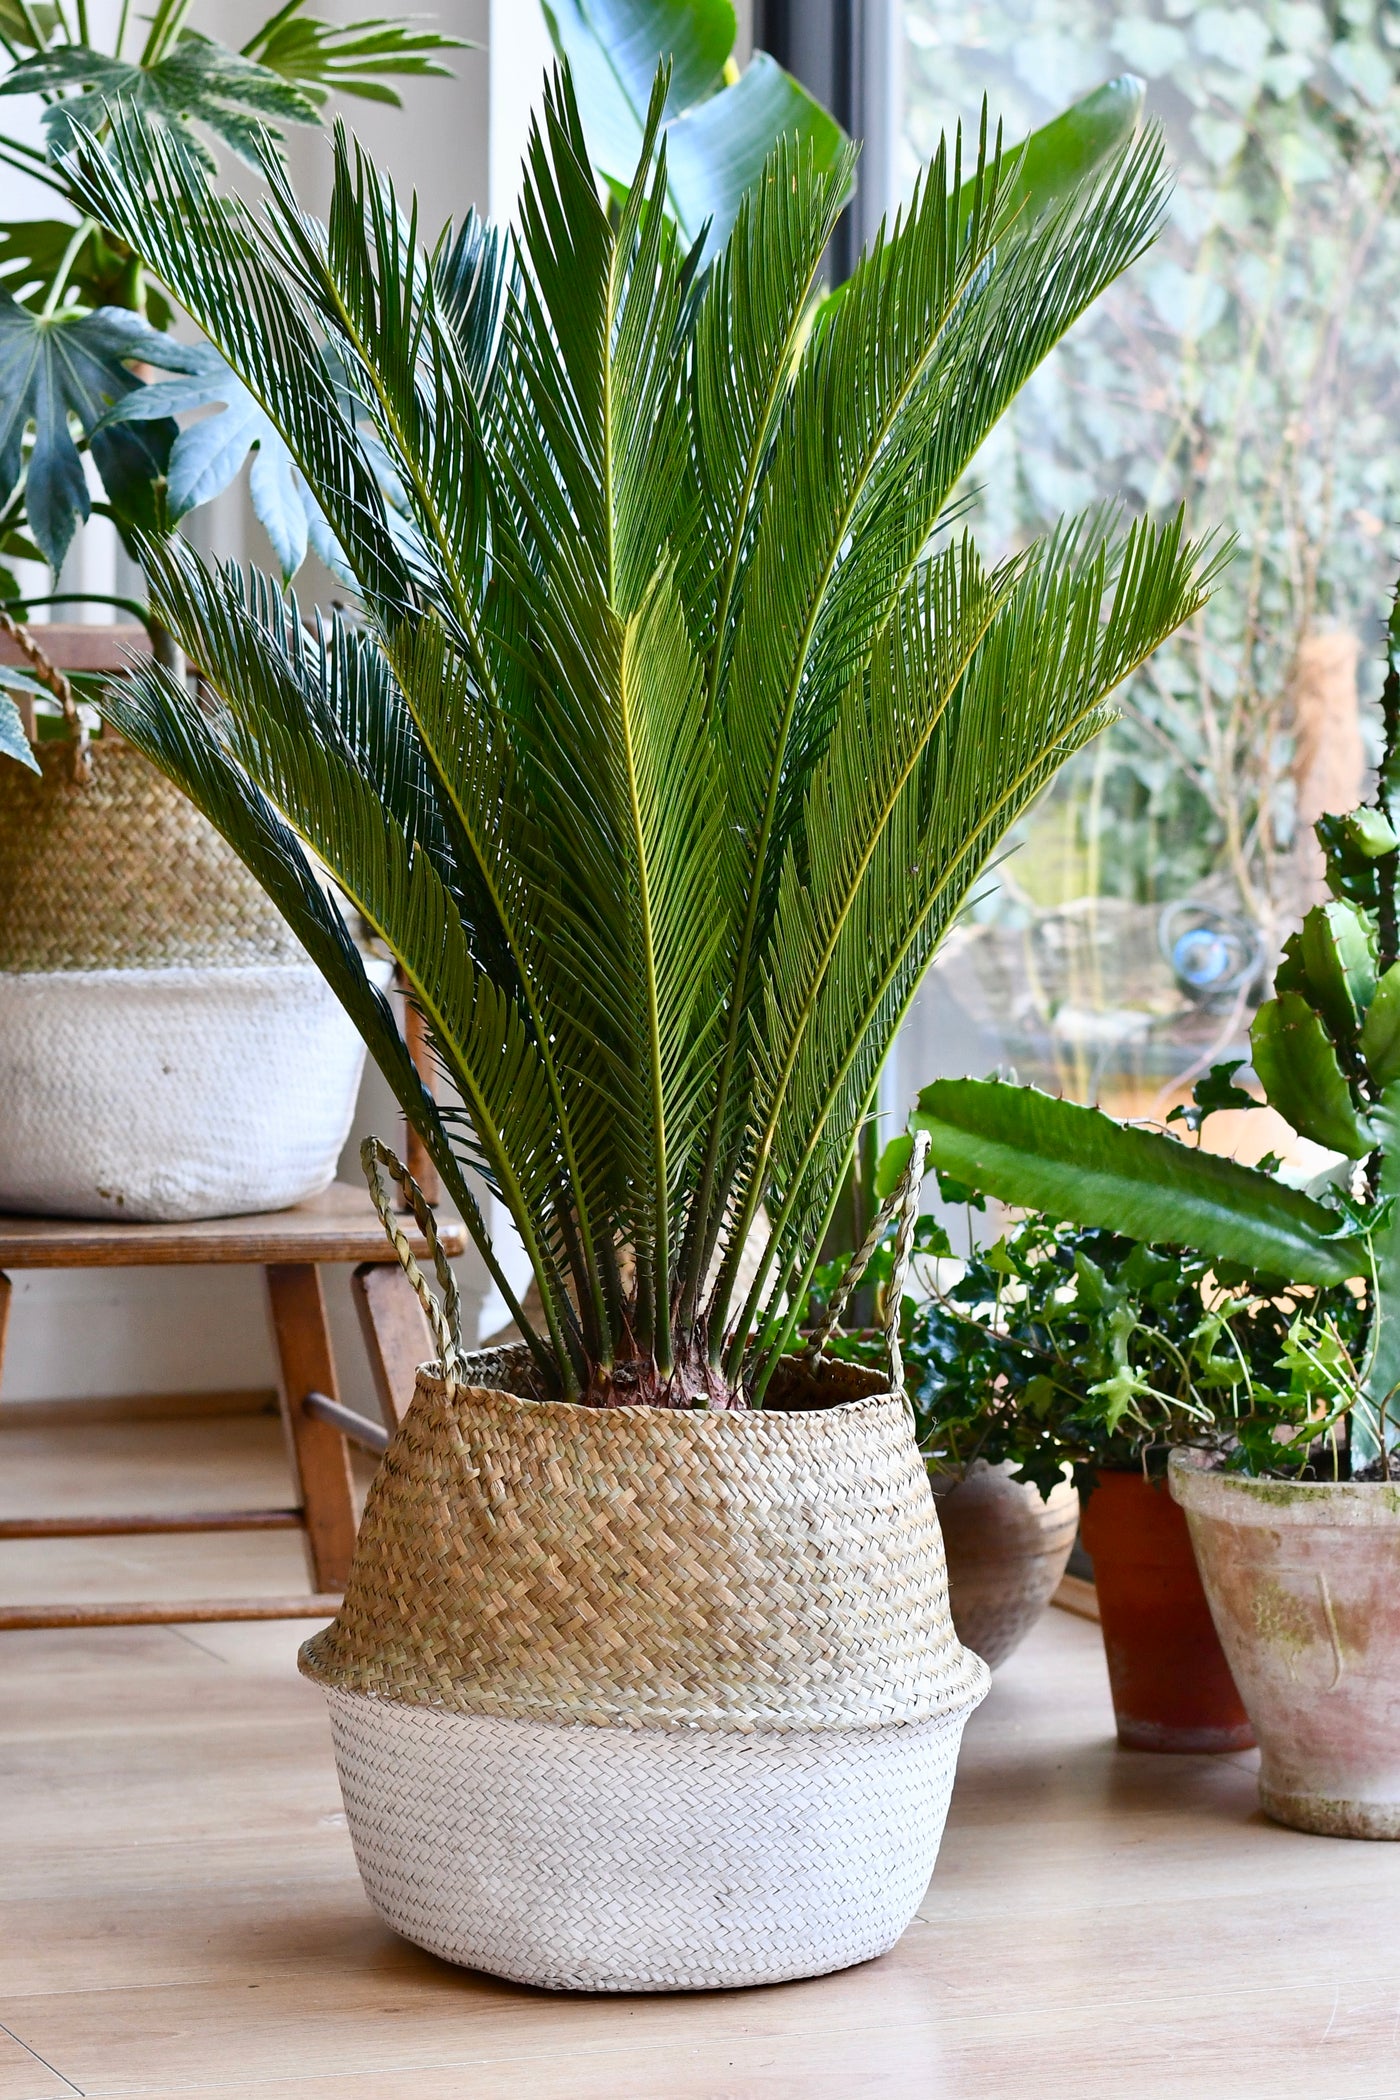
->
4, 1414, 1400, 2097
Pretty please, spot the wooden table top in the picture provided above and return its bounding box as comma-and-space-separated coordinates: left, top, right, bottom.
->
0, 1181, 467, 1268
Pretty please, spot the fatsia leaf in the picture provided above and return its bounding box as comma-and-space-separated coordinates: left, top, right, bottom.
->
0, 292, 175, 568
99, 338, 342, 580
1, 36, 319, 169
0, 690, 39, 771
66, 106, 413, 620
241, 3, 463, 108
912, 1078, 1367, 1289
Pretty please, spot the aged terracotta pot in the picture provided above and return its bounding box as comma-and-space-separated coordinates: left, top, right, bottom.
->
1079, 1467, 1254, 1753
928, 1460, 1079, 1670
1171, 1450, 1400, 1837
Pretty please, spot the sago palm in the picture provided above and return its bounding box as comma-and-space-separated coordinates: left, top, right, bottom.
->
69, 65, 1218, 1405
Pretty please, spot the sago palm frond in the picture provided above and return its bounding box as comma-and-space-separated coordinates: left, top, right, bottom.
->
69, 64, 1220, 1405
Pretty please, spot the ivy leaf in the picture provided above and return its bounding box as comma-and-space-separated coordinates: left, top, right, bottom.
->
241, 3, 464, 108
0, 291, 175, 569
98, 337, 341, 581
0, 689, 39, 773
1166, 1056, 1256, 1132
0, 36, 319, 171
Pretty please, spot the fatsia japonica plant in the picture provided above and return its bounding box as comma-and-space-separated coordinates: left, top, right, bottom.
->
0, 0, 459, 591
68, 64, 1215, 1406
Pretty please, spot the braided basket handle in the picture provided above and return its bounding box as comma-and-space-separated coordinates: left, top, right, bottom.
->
362, 1135, 465, 1380
0, 608, 91, 783
804, 1129, 931, 1402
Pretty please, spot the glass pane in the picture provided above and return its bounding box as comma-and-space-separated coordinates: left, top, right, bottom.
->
893, 0, 1398, 1140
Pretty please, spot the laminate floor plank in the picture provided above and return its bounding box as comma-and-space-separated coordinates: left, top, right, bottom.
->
2, 1415, 1400, 2097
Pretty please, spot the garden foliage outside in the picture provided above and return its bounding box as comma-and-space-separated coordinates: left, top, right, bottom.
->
903, 0, 1400, 1096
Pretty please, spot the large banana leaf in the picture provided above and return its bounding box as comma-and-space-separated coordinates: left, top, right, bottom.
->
913, 1077, 1367, 1287
541, 0, 845, 254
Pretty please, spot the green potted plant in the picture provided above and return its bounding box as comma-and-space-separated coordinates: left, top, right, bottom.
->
799, 1150, 1261, 1736
0, 1, 457, 1221
915, 587, 1400, 1835
71, 62, 1213, 1985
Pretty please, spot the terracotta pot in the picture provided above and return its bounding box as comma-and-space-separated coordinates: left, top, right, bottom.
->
1172, 1451, 1400, 1837
928, 1460, 1078, 1670
1079, 1467, 1254, 1753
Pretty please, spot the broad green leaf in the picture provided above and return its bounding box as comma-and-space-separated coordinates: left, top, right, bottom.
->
957, 74, 1145, 237
0, 690, 39, 772
1361, 962, 1400, 1088
0, 293, 175, 568
664, 54, 847, 255
241, 3, 463, 108
0, 36, 318, 169
1250, 992, 1375, 1159
873, 1134, 913, 1201
542, 0, 733, 154
1300, 899, 1375, 1038
542, 0, 846, 252
911, 1078, 1367, 1287
0, 219, 172, 330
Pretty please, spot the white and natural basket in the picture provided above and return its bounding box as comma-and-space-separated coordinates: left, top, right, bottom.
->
300, 1142, 989, 1993
0, 630, 383, 1222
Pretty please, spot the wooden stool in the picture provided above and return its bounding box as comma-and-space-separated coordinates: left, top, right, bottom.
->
0, 1184, 465, 1630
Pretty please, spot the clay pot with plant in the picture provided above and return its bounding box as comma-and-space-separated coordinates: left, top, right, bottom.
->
915, 590, 1400, 1832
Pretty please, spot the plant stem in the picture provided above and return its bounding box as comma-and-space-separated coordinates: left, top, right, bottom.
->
39, 217, 93, 316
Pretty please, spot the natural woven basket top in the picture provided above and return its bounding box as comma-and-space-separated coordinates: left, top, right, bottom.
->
300, 1346, 986, 1733
0, 739, 304, 972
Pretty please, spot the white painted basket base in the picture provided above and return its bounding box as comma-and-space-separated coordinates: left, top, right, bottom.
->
326, 1688, 976, 1992
0, 961, 390, 1221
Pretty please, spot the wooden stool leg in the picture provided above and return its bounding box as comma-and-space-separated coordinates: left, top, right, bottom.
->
352, 1261, 432, 1431
265, 1263, 358, 1592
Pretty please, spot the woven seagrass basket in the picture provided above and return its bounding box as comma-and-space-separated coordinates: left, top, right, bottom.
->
0, 631, 376, 1220
300, 1146, 989, 1993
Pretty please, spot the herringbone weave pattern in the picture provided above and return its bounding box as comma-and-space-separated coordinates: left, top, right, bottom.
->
0, 739, 302, 971
300, 1348, 987, 1731
325, 1690, 973, 1991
